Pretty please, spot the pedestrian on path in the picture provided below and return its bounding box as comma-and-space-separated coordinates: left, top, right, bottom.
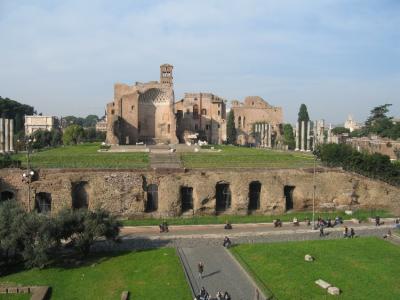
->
198, 261, 204, 279
319, 226, 325, 237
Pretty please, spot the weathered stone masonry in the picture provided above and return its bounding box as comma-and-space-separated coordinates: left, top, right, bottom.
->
1, 168, 399, 216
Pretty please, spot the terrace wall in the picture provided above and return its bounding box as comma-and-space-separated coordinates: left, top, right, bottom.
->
0, 168, 399, 216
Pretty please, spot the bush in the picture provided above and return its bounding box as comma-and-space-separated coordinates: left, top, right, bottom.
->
317, 143, 400, 186
0, 201, 121, 270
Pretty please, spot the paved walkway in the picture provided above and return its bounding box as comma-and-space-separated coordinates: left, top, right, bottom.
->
178, 246, 264, 300
94, 222, 396, 251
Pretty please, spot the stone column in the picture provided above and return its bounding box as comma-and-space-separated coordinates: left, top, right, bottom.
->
0, 118, 4, 153
268, 124, 272, 148
295, 121, 299, 151
261, 123, 264, 147
9, 119, 14, 152
306, 120, 311, 151
300, 120, 305, 151
4, 119, 10, 152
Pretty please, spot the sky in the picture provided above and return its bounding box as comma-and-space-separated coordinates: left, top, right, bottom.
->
0, 0, 399, 124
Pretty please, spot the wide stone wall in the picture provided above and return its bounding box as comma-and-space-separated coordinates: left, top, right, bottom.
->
1, 168, 399, 217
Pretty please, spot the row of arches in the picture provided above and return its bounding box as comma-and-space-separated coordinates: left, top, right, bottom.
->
144, 181, 295, 214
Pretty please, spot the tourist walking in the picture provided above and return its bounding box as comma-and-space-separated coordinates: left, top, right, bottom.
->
198, 261, 204, 279
350, 228, 355, 238
319, 226, 325, 237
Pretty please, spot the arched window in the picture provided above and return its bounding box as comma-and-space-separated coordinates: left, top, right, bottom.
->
35, 192, 52, 214
193, 104, 199, 119
238, 116, 242, 129
146, 184, 158, 212
0, 191, 15, 202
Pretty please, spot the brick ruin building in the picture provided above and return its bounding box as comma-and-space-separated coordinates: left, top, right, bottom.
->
231, 96, 283, 146
105, 65, 283, 146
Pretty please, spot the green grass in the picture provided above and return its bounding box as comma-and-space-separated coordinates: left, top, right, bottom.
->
0, 295, 30, 300
0, 249, 191, 300
122, 209, 392, 226
231, 237, 400, 300
12, 143, 149, 169
181, 145, 317, 168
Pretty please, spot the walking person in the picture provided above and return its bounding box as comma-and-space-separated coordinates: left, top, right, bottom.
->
350, 228, 355, 238
198, 261, 204, 279
319, 226, 325, 237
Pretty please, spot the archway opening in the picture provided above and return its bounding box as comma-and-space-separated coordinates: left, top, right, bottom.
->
284, 185, 295, 211
0, 191, 15, 202
216, 182, 231, 213
35, 192, 52, 214
181, 187, 193, 213
72, 181, 89, 209
146, 184, 158, 212
248, 181, 261, 211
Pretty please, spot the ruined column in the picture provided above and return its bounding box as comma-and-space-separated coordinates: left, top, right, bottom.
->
300, 120, 305, 151
268, 124, 272, 148
0, 118, 4, 153
295, 121, 299, 151
261, 123, 264, 147
9, 119, 14, 152
306, 120, 311, 151
4, 119, 9, 152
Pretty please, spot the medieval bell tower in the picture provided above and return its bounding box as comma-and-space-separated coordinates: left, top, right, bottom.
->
160, 64, 173, 86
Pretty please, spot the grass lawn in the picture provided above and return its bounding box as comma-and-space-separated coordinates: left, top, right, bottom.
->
0, 248, 191, 300
0, 295, 30, 300
231, 237, 400, 300
12, 143, 149, 169
181, 145, 316, 168
122, 209, 392, 226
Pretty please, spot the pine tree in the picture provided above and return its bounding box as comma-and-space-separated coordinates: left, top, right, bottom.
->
226, 110, 236, 145
297, 104, 310, 150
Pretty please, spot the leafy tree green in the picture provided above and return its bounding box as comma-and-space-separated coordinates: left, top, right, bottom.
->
332, 127, 350, 135
83, 115, 99, 128
226, 110, 236, 145
0, 96, 35, 134
1, 202, 121, 269
317, 143, 400, 186
283, 124, 295, 150
63, 125, 84, 145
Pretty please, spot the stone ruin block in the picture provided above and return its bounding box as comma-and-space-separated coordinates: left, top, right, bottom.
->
327, 286, 340, 295
304, 254, 314, 262
121, 291, 129, 300
315, 279, 331, 289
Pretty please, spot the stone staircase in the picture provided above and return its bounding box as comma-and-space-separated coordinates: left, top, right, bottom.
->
149, 146, 182, 169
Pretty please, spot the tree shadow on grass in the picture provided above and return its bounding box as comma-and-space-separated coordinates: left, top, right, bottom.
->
1, 236, 173, 276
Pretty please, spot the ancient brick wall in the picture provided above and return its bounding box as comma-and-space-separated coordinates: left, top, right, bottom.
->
1, 168, 399, 217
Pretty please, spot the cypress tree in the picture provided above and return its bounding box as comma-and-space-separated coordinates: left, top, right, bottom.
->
226, 110, 236, 145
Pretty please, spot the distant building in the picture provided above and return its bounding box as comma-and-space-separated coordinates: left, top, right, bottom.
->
231, 96, 283, 146
95, 117, 107, 132
25, 115, 59, 135
348, 136, 400, 160
175, 93, 227, 144
344, 115, 361, 132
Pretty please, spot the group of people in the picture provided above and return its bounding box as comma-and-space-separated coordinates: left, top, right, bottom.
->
196, 287, 231, 300
342, 226, 356, 238
159, 221, 169, 233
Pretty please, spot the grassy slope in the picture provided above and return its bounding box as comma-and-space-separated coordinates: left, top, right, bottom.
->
12, 143, 149, 169
231, 237, 400, 300
122, 209, 392, 226
181, 145, 316, 168
0, 249, 191, 300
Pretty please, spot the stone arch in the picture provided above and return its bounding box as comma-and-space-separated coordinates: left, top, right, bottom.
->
71, 181, 90, 209
248, 181, 261, 211
193, 104, 199, 119
215, 181, 231, 213
35, 192, 52, 214
284, 185, 295, 211
146, 184, 158, 212
0, 190, 15, 202
180, 186, 193, 213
